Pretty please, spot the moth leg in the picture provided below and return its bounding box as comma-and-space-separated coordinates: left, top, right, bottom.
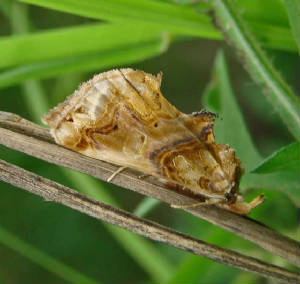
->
249, 194, 265, 209
171, 198, 222, 209
107, 166, 127, 182
221, 194, 265, 215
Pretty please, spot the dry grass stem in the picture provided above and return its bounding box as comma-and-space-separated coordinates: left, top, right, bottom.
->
0, 159, 299, 283
0, 111, 299, 270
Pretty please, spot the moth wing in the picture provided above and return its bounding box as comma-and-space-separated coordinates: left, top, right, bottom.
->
42, 68, 241, 204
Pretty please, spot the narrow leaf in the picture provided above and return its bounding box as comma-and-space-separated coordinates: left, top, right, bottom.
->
0, 23, 164, 69
19, 0, 297, 52
133, 197, 160, 217
0, 40, 163, 89
20, 0, 219, 39
283, 0, 300, 54
252, 142, 300, 173
242, 171, 299, 206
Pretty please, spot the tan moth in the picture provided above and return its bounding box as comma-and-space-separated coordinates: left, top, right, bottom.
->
42, 68, 264, 215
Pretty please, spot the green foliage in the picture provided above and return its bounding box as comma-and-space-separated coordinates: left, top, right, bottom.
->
283, 0, 300, 54
252, 142, 300, 173
19, 0, 299, 51
0, 0, 299, 283
213, 0, 300, 140
0, 24, 165, 88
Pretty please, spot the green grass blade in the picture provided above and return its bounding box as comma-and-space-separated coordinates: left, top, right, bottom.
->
133, 197, 160, 217
0, 23, 165, 69
19, 0, 219, 38
19, 0, 298, 52
251, 142, 300, 173
0, 226, 98, 284
0, 40, 164, 89
283, 0, 300, 54
202, 50, 261, 170
213, 0, 300, 140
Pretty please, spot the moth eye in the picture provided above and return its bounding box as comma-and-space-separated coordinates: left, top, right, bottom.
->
113, 125, 118, 130
153, 122, 158, 128
225, 191, 232, 202
66, 117, 73, 122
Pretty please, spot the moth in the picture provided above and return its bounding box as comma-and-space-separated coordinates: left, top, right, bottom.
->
42, 68, 264, 215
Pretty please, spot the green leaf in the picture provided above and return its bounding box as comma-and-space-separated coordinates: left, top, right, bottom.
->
133, 197, 160, 217
202, 50, 261, 170
0, 23, 168, 88
20, 0, 219, 39
213, 0, 300, 141
236, 0, 289, 26
0, 23, 165, 69
252, 142, 300, 173
242, 171, 299, 206
0, 40, 164, 89
283, 0, 300, 54
19, 0, 298, 52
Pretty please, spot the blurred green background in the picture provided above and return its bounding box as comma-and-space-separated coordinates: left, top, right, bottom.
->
0, 0, 299, 283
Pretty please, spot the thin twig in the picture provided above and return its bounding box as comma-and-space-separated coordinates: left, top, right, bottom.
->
0, 159, 299, 283
0, 111, 299, 268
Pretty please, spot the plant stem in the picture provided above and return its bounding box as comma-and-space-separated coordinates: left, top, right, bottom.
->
213, 0, 300, 140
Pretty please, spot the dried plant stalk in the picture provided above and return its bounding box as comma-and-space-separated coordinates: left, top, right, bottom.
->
0, 111, 299, 268
0, 159, 299, 283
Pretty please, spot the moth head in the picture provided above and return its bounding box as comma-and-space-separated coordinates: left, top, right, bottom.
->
205, 143, 243, 202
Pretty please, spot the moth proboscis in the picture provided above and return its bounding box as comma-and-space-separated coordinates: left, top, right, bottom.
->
42, 68, 264, 215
